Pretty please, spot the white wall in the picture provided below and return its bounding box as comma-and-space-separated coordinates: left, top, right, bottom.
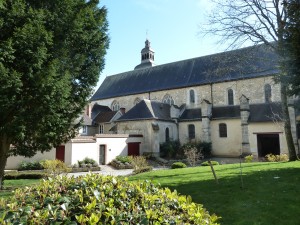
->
96, 135, 143, 164
5, 149, 56, 170
69, 142, 98, 166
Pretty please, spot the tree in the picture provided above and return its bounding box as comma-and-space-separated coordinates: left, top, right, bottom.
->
0, 0, 109, 188
284, 0, 300, 96
202, 0, 298, 160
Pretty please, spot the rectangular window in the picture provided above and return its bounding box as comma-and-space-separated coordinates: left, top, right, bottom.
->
228, 89, 234, 105
188, 124, 195, 139
99, 125, 104, 134
82, 125, 87, 134
219, 123, 227, 137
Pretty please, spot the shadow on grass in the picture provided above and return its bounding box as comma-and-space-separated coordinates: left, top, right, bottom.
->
159, 167, 300, 225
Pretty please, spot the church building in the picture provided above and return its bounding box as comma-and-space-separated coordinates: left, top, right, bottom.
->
89, 39, 300, 158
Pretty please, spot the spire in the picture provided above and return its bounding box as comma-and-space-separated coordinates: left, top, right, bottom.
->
134, 39, 155, 70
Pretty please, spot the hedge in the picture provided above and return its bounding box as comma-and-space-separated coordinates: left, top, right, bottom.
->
0, 173, 219, 224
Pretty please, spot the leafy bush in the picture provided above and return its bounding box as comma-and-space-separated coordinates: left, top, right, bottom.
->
201, 161, 219, 166
171, 162, 187, 169
244, 154, 254, 163
77, 157, 98, 168
160, 141, 180, 158
116, 155, 132, 164
197, 141, 212, 158
133, 166, 153, 174
131, 156, 147, 169
40, 160, 70, 177
18, 161, 43, 171
265, 154, 289, 162
0, 174, 219, 224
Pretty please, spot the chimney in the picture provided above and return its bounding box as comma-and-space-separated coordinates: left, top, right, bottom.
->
120, 107, 126, 114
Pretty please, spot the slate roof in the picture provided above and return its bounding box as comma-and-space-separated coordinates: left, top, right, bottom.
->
117, 100, 171, 121
212, 105, 240, 119
249, 102, 283, 122
93, 111, 117, 124
91, 44, 278, 101
91, 104, 111, 119
180, 108, 202, 121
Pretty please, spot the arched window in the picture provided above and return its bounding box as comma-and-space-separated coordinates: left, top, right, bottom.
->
162, 94, 174, 105
165, 127, 170, 142
188, 124, 195, 139
228, 89, 234, 105
219, 123, 227, 137
189, 89, 195, 104
264, 84, 272, 103
111, 101, 120, 111
134, 98, 141, 105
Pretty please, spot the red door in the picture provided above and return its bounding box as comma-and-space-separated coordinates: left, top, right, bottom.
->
56, 145, 65, 162
128, 142, 140, 156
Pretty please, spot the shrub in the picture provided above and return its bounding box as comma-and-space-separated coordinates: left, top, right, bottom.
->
131, 156, 147, 169
171, 162, 187, 169
180, 141, 212, 159
183, 147, 203, 166
265, 154, 289, 162
244, 154, 254, 163
0, 174, 219, 224
4, 172, 44, 180
160, 141, 180, 158
18, 161, 43, 171
116, 155, 132, 164
201, 161, 219, 166
40, 159, 70, 177
77, 157, 98, 168
133, 166, 153, 174
197, 141, 212, 158
82, 157, 97, 165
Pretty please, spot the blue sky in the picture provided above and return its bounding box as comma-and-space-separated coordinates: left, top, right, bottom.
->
96, 0, 222, 89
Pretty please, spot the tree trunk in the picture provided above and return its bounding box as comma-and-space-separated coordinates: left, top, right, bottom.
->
280, 84, 297, 161
0, 134, 10, 190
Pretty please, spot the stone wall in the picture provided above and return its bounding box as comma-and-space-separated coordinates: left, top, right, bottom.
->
93, 75, 280, 112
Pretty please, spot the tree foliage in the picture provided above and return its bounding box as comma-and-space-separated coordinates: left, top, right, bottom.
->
284, 0, 300, 96
0, 0, 109, 187
202, 0, 298, 160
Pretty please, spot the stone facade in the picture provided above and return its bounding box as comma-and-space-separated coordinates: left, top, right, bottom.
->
89, 42, 299, 158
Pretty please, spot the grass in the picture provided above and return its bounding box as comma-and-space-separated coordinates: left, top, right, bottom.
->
0, 179, 40, 199
129, 161, 300, 225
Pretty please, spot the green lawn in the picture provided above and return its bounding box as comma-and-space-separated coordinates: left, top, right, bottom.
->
0, 179, 40, 199
130, 161, 300, 225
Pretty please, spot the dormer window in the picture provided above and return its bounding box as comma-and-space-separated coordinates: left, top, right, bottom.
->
82, 125, 87, 134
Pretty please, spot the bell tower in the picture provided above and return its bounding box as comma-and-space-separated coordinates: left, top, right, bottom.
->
134, 39, 155, 70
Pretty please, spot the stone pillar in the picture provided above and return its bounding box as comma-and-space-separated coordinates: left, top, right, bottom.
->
240, 95, 251, 155
288, 98, 300, 153
201, 100, 212, 143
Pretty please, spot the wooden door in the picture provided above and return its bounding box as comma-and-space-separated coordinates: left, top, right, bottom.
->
128, 142, 140, 156
99, 145, 106, 165
56, 145, 65, 162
